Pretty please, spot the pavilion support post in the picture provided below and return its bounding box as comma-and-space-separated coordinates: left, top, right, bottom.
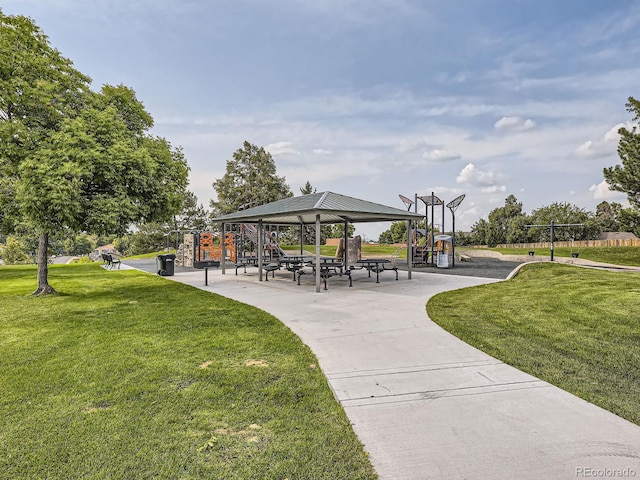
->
430, 192, 435, 266
406, 219, 412, 279
221, 223, 226, 274
343, 221, 349, 267
258, 220, 263, 281
299, 224, 304, 255
315, 214, 321, 293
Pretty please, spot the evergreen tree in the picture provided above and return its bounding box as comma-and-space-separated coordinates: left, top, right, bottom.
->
211, 141, 292, 216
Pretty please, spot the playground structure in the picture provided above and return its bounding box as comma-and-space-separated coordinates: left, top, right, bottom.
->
400, 192, 465, 268
175, 224, 287, 267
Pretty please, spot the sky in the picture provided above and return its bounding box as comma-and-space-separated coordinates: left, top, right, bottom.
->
3, 0, 639, 240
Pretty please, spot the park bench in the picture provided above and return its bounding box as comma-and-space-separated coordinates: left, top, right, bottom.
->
104, 253, 121, 270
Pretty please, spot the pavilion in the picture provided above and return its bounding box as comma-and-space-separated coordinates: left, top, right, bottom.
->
211, 192, 424, 292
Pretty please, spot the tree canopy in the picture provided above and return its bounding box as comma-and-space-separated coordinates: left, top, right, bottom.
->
470, 195, 529, 247
210, 141, 292, 216
604, 97, 640, 210
469, 196, 605, 246
0, 11, 189, 294
527, 202, 595, 242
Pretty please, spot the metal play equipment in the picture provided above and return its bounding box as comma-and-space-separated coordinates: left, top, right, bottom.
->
446, 194, 466, 267
177, 231, 236, 267
177, 223, 289, 270
401, 192, 466, 268
525, 221, 584, 261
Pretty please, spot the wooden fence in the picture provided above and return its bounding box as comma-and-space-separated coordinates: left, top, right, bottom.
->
492, 239, 640, 249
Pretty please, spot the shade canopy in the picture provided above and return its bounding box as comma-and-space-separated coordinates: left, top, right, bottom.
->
211, 191, 424, 225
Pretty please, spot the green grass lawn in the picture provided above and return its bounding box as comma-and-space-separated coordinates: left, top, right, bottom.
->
483, 246, 640, 266
427, 262, 640, 426
0, 264, 377, 479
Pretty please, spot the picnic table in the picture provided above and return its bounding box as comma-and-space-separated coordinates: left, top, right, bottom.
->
235, 256, 259, 275
356, 258, 398, 283
297, 258, 352, 290
279, 255, 312, 280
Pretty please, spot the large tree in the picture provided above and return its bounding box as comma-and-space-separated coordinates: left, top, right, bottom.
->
594, 201, 620, 232
174, 190, 209, 232
604, 97, 640, 209
210, 141, 292, 216
0, 12, 189, 294
470, 195, 528, 246
527, 202, 594, 242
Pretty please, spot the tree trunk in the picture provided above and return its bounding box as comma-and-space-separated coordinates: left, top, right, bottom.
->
33, 231, 56, 296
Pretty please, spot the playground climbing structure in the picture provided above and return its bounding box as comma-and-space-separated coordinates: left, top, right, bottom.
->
175, 224, 287, 267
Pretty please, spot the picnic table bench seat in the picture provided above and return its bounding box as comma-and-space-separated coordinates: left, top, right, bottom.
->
296, 262, 352, 290
354, 258, 398, 282
263, 262, 281, 281
235, 256, 259, 275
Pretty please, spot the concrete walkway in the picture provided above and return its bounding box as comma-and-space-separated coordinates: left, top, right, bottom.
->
125, 262, 640, 479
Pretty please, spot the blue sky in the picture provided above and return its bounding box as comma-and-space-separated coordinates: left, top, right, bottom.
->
4, 0, 639, 240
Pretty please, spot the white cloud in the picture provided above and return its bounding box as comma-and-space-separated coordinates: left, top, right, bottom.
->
313, 148, 333, 155
266, 141, 300, 156
575, 122, 636, 158
603, 121, 636, 141
456, 163, 502, 186
589, 180, 627, 201
422, 149, 461, 162
494, 116, 536, 132
576, 140, 594, 156
481, 185, 507, 194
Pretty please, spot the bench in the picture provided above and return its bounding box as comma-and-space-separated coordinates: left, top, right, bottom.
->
356, 259, 398, 282
296, 264, 352, 290
263, 263, 281, 281
235, 257, 258, 275
104, 253, 121, 270
383, 263, 399, 280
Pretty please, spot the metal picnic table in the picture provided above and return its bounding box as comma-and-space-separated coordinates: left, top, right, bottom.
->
356, 258, 397, 283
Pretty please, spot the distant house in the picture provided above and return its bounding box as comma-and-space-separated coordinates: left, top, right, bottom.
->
90, 244, 121, 261
596, 232, 638, 241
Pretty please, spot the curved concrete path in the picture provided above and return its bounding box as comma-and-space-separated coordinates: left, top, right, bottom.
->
126, 262, 640, 479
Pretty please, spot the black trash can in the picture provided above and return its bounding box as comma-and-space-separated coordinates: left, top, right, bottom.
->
157, 254, 176, 276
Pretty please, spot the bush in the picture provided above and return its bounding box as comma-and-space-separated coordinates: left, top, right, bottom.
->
69, 256, 94, 264
1, 236, 33, 264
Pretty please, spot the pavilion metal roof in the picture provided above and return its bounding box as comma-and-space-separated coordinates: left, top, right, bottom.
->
211, 191, 424, 225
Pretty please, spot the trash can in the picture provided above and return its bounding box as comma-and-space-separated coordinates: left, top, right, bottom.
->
157, 254, 176, 276
436, 252, 450, 268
